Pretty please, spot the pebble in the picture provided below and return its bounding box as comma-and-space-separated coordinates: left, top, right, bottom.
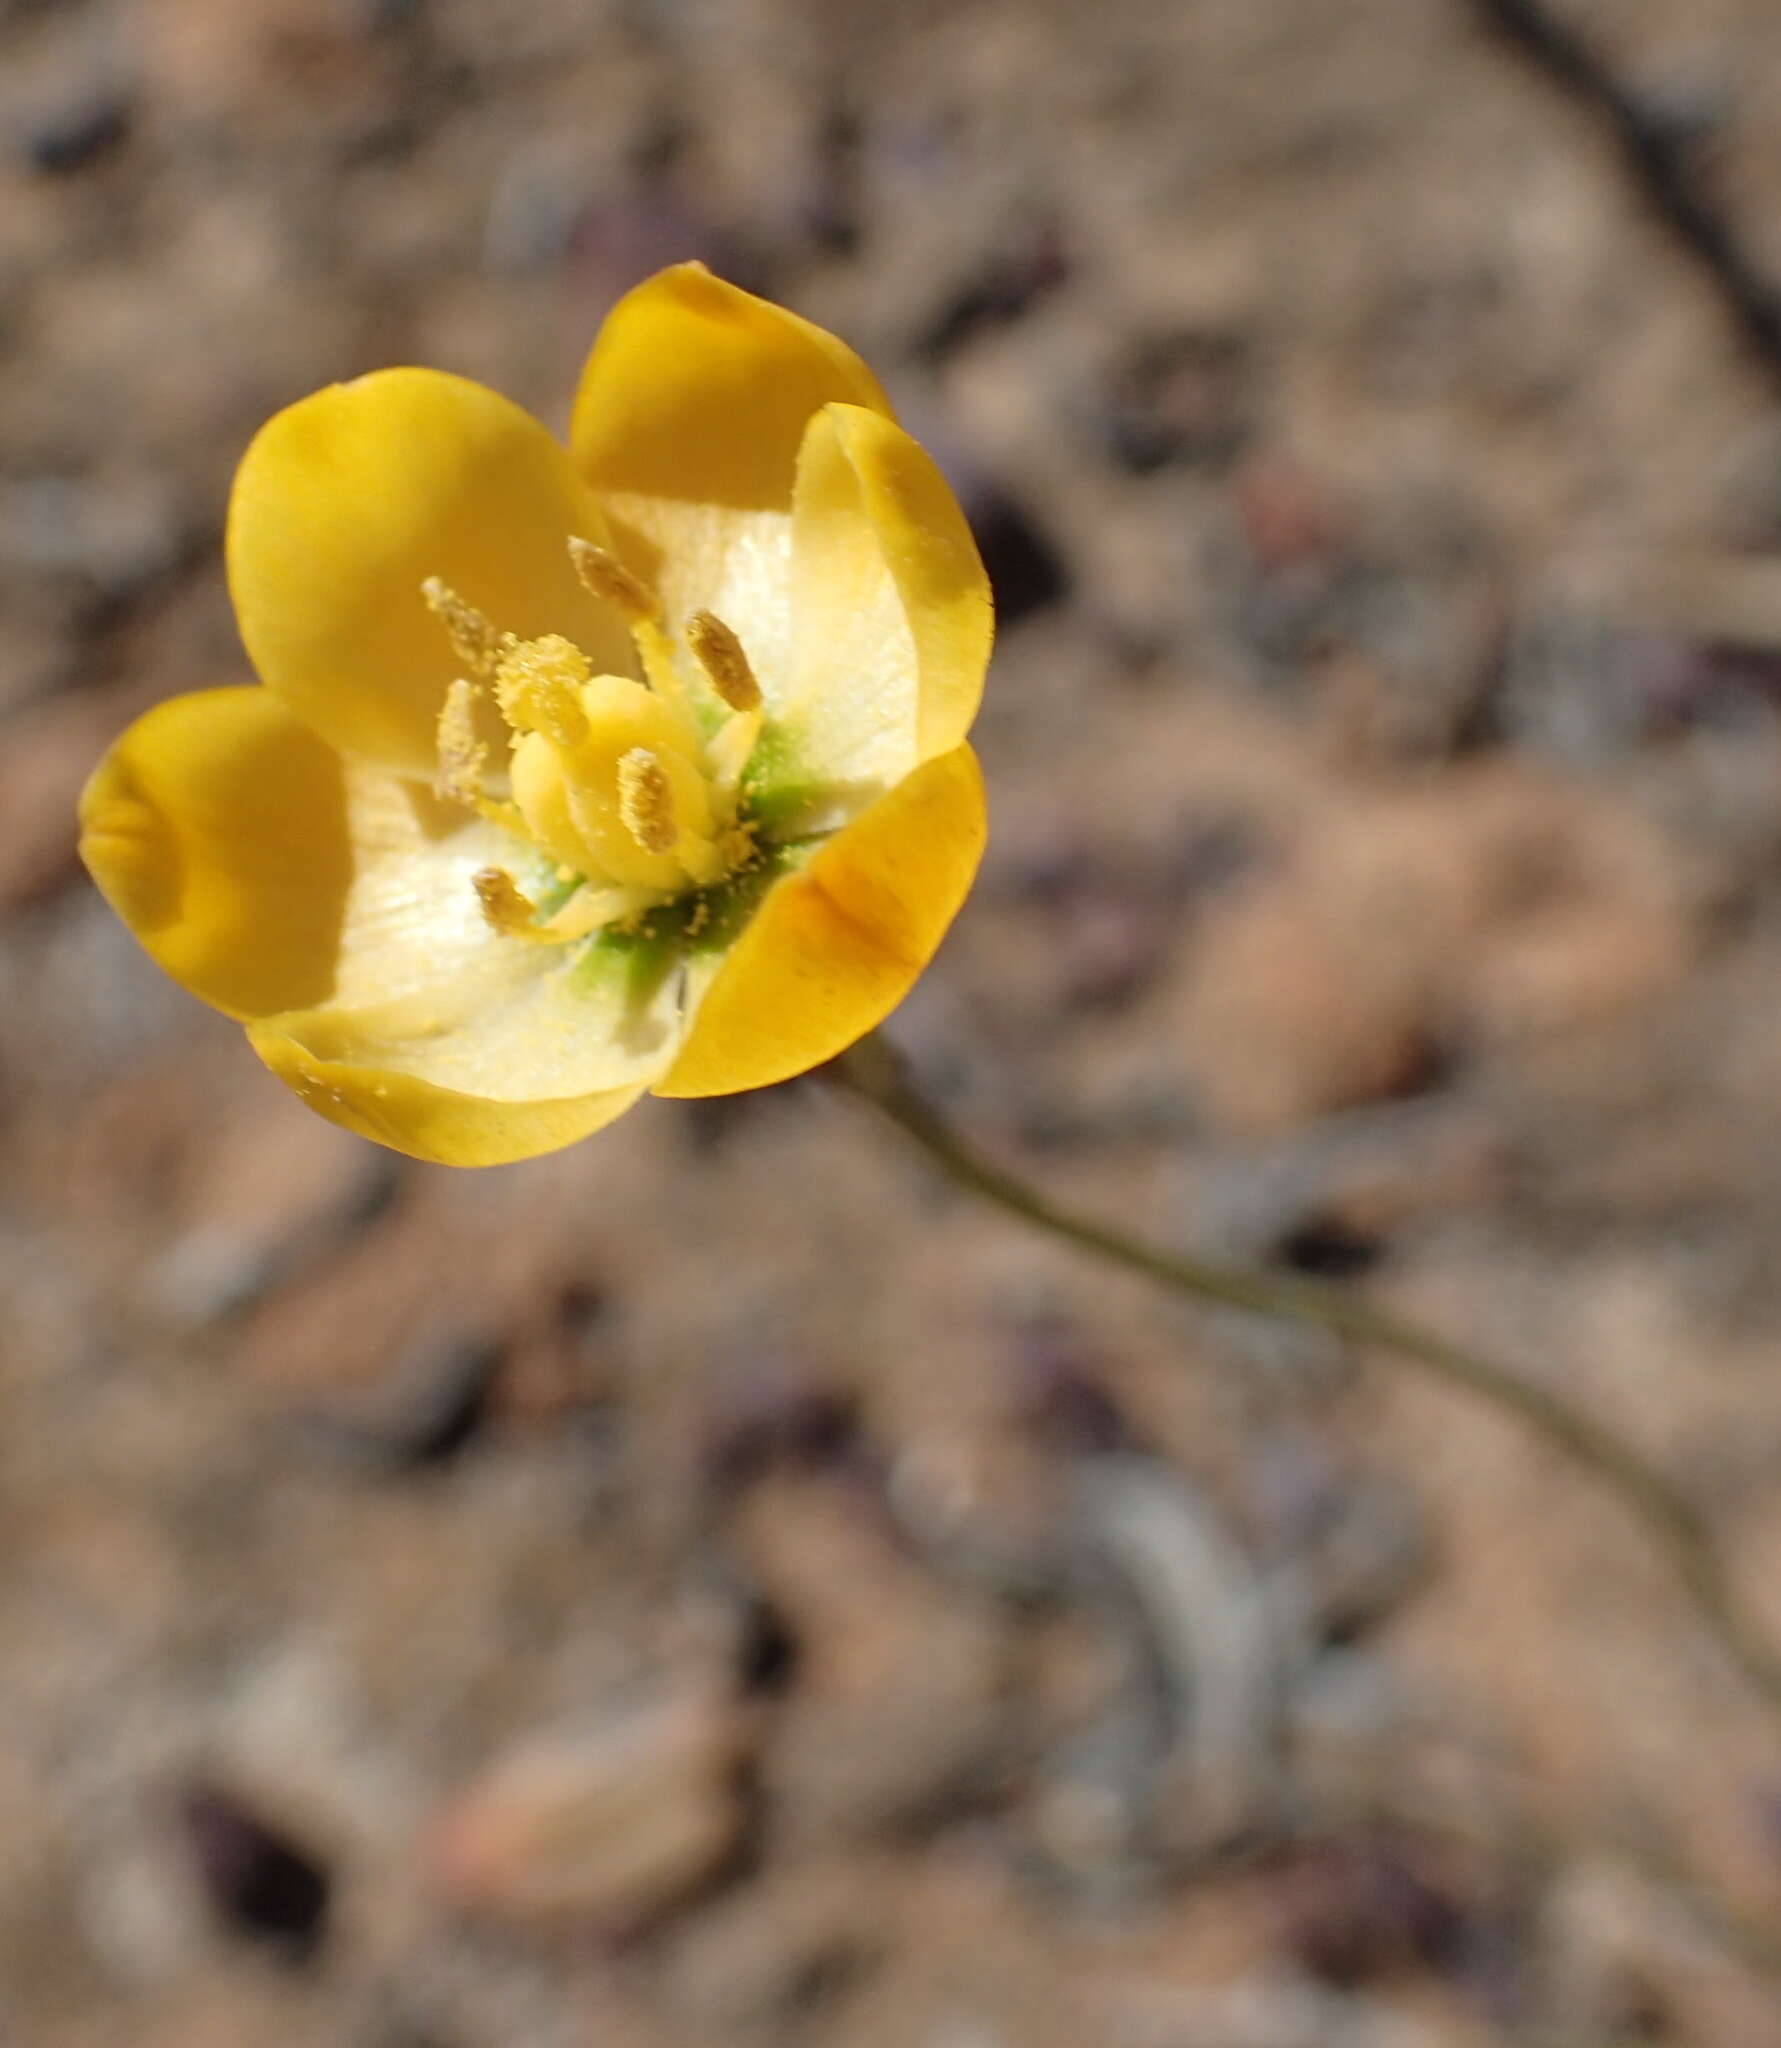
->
736, 1474, 1014, 1845
1274, 1833, 1470, 1989
662, 1857, 883, 2032
295, 1331, 505, 1474
1180, 885, 1441, 1133
1071, 1455, 1292, 1859
430, 1685, 755, 1933
960, 476, 1071, 629
912, 214, 1070, 362
21, 87, 132, 177
176, 1780, 332, 1962
702, 1365, 863, 1497
1101, 326, 1256, 475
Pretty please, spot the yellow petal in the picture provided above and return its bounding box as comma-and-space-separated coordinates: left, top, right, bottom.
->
79, 686, 354, 1020
79, 685, 682, 1168
246, 1025, 651, 1168
247, 916, 688, 1167
79, 684, 582, 1025
656, 744, 987, 1098
771, 403, 993, 819
570, 265, 897, 708
228, 369, 632, 776
571, 264, 893, 511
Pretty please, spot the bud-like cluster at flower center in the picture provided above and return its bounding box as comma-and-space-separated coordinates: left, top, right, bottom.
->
423, 540, 765, 945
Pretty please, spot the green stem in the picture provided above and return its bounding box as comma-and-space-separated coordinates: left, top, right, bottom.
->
826, 1036, 1781, 1723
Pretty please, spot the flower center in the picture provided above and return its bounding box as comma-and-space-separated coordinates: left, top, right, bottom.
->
422, 542, 765, 944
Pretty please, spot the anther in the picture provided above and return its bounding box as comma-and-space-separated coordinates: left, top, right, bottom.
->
617, 747, 678, 855
474, 867, 554, 940
568, 537, 659, 625
494, 636, 590, 747
422, 578, 505, 679
473, 867, 532, 933
435, 677, 488, 805
686, 609, 762, 713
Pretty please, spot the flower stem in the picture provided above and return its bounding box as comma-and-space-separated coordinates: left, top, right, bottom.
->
825, 1035, 1781, 1723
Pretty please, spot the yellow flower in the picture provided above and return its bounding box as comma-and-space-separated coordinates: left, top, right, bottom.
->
78, 265, 991, 1166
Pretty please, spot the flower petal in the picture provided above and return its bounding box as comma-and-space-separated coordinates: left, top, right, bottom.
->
656, 743, 986, 1098
767, 403, 993, 820
246, 1027, 652, 1168
79, 686, 355, 1020
228, 369, 632, 775
246, 917, 688, 1167
569, 265, 897, 705
572, 264, 893, 511
79, 683, 579, 1025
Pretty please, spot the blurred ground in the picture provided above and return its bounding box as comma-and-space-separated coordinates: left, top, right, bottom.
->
4, 0, 1781, 2041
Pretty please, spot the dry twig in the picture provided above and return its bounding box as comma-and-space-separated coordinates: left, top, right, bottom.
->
828, 1037, 1781, 1724
1470, 0, 1781, 390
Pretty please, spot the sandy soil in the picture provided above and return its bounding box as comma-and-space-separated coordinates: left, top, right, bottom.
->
4, 0, 1781, 2041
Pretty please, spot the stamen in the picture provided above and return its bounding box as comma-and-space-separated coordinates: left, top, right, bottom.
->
473, 867, 551, 940
569, 537, 694, 705
706, 711, 760, 795
435, 677, 488, 805
422, 578, 506, 679
686, 609, 762, 713
568, 537, 660, 625
546, 882, 659, 941
495, 636, 590, 747
617, 747, 678, 855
